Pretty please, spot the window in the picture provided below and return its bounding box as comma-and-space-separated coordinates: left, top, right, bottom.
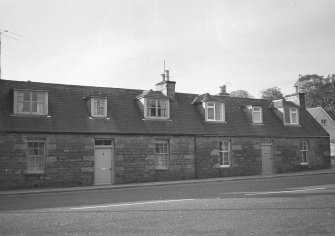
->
95, 139, 112, 146
290, 108, 299, 124
146, 99, 169, 119
300, 141, 308, 164
252, 106, 263, 124
26, 140, 45, 174
219, 140, 230, 167
205, 102, 225, 122
14, 90, 48, 115
155, 140, 169, 169
321, 119, 327, 126
91, 98, 107, 117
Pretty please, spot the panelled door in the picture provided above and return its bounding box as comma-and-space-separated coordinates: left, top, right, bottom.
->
261, 143, 274, 176
94, 139, 114, 185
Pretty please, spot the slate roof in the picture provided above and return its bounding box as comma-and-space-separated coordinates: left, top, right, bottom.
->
307, 107, 322, 117
0, 79, 329, 137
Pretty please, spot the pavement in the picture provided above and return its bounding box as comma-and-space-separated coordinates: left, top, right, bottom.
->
1, 166, 335, 196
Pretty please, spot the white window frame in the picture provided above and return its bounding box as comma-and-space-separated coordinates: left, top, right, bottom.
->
219, 140, 231, 167
205, 102, 225, 122
290, 108, 299, 125
91, 98, 107, 117
14, 90, 48, 115
145, 99, 169, 119
299, 141, 308, 164
252, 106, 263, 124
155, 139, 169, 169
26, 140, 46, 174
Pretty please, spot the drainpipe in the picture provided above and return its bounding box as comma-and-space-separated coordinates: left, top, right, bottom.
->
194, 135, 198, 179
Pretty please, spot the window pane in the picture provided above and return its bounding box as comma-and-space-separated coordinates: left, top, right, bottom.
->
215, 103, 222, 120
155, 140, 169, 168
103, 140, 112, 146
252, 107, 262, 123
31, 102, 37, 112
147, 99, 157, 117
22, 102, 30, 112
32, 92, 37, 101
301, 151, 307, 163
207, 107, 214, 120
27, 141, 45, 173
157, 100, 167, 117
37, 93, 44, 102
23, 91, 30, 101
95, 140, 104, 146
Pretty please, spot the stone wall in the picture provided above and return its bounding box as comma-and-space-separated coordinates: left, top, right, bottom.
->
275, 137, 331, 173
0, 133, 95, 189
196, 136, 331, 179
0, 133, 330, 190
114, 135, 195, 184
0, 133, 195, 189
196, 136, 263, 179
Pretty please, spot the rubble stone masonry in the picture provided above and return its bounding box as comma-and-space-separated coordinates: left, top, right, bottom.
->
0, 133, 330, 190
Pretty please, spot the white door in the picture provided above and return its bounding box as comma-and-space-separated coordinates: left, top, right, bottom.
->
261, 144, 274, 175
94, 147, 113, 185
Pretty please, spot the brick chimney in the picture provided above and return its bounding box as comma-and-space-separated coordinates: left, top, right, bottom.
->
284, 93, 305, 109
218, 85, 230, 96
298, 93, 305, 109
155, 69, 176, 97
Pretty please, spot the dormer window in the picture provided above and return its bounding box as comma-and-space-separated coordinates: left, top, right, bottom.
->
205, 102, 225, 122
13, 90, 48, 115
290, 108, 299, 125
91, 98, 107, 117
146, 99, 169, 119
252, 106, 263, 124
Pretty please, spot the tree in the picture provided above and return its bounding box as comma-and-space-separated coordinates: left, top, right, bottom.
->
260, 87, 284, 100
230, 90, 253, 98
298, 74, 335, 120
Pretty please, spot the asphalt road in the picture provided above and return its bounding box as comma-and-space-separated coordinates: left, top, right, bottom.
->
1, 173, 335, 235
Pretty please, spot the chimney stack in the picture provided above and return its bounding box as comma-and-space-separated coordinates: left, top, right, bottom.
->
218, 85, 230, 96
284, 92, 305, 109
299, 93, 305, 109
156, 69, 176, 97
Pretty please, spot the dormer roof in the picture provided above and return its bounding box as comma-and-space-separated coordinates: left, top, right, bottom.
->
136, 89, 169, 100
192, 93, 225, 104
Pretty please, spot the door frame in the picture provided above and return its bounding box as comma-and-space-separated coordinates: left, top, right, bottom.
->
94, 139, 115, 185
261, 142, 275, 176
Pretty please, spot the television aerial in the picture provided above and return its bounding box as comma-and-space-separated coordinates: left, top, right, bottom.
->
0, 28, 24, 79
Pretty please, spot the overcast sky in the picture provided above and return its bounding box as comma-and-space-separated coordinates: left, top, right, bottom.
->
1, 0, 335, 97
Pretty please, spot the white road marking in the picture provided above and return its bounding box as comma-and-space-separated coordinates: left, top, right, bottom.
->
245, 187, 326, 196
70, 199, 195, 210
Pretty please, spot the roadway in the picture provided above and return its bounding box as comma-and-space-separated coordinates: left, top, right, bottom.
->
0, 172, 335, 235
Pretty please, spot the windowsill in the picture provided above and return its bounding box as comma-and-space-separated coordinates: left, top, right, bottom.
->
284, 123, 301, 127
143, 118, 172, 121
154, 167, 169, 171
12, 113, 48, 117
252, 123, 264, 125
219, 165, 230, 168
300, 163, 308, 166
205, 120, 227, 123
25, 172, 45, 175
89, 116, 109, 119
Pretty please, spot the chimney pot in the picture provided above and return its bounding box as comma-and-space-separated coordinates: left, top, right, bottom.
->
161, 74, 165, 82
220, 85, 226, 94
165, 70, 169, 81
